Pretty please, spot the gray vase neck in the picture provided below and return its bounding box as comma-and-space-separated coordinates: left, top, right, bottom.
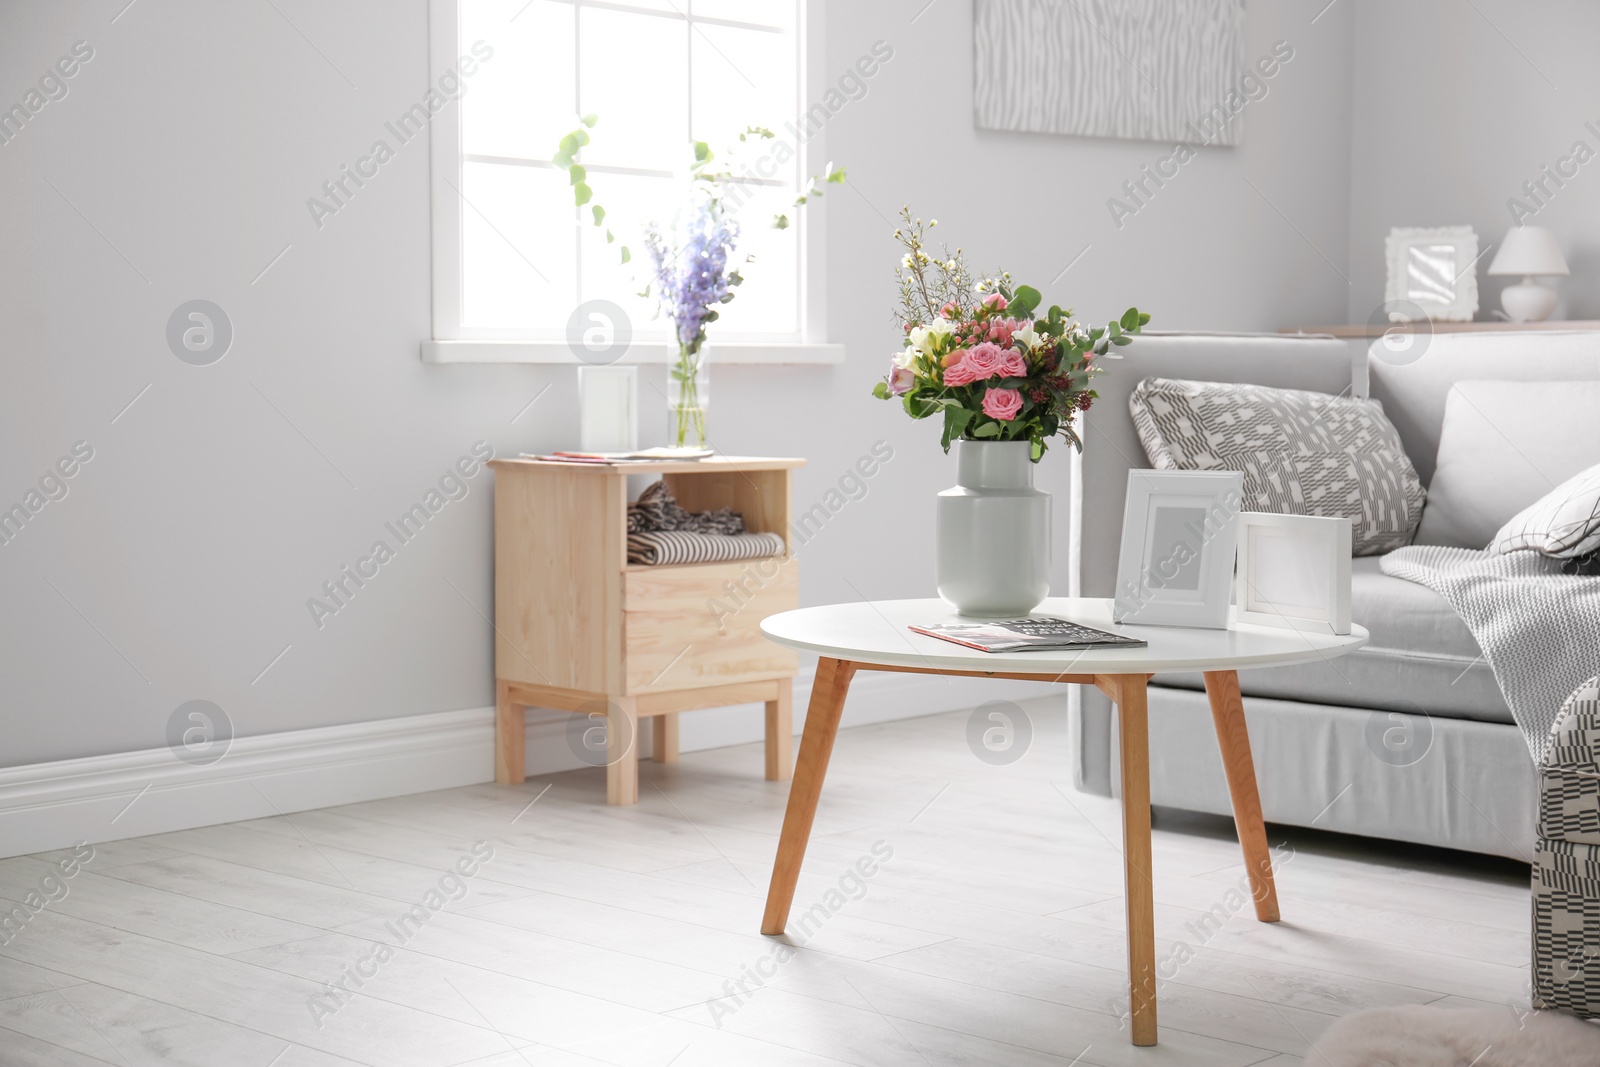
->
956, 440, 1034, 489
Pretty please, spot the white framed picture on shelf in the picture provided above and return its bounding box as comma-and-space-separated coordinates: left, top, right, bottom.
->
1235, 512, 1352, 635
1113, 470, 1244, 629
1383, 226, 1479, 322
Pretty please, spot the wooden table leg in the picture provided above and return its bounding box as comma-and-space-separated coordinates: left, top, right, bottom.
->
765, 679, 794, 782
1103, 672, 1158, 1047
495, 680, 525, 785
605, 697, 639, 806
761, 658, 855, 935
1203, 669, 1280, 922
652, 713, 680, 764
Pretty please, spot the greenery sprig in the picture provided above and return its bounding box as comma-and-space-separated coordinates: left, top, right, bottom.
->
553, 114, 630, 265
552, 116, 849, 281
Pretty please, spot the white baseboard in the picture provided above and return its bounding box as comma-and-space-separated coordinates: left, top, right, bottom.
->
0, 709, 495, 860
0, 665, 1057, 859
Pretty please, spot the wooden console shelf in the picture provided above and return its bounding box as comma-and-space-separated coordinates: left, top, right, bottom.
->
488, 455, 805, 804
1282, 320, 1600, 338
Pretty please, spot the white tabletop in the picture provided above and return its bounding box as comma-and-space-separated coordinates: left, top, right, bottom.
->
760, 598, 1367, 676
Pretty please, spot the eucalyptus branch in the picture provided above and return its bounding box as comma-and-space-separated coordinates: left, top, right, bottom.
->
552, 114, 630, 265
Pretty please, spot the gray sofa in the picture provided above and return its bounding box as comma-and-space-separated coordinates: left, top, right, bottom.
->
1070, 330, 1600, 860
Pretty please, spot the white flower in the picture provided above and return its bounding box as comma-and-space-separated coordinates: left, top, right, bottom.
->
905, 319, 955, 361
893, 347, 917, 368
1013, 324, 1039, 350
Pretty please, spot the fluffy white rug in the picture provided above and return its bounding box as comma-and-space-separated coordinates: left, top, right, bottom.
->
1308, 1005, 1600, 1066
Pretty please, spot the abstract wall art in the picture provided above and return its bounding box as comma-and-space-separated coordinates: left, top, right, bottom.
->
974, 0, 1246, 145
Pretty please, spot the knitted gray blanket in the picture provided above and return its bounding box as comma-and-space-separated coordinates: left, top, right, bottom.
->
1381, 546, 1600, 762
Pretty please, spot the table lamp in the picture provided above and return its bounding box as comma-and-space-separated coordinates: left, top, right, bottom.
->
1488, 225, 1568, 322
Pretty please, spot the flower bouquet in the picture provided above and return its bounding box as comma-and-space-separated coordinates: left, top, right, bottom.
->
558, 117, 847, 449
872, 210, 1149, 461
874, 209, 1149, 615
644, 187, 740, 449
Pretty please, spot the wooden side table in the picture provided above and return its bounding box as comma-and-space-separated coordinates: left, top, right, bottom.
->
488, 455, 804, 804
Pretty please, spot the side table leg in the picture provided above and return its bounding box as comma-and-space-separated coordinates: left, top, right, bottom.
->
765, 679, 794, 782
606, 697, 639, 806
762, 658, 855, 935
1105, 672, 1158, 1047
495, 680, 525, 785
652, 714, 680, 764
1203, 669, 1280, 922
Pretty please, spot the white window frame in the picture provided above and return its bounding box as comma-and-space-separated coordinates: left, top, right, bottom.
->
422, 0, 840, 365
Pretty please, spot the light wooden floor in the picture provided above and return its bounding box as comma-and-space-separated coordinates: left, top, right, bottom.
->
0, 704, 1532, 1066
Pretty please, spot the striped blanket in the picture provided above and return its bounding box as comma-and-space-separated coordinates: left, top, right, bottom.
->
1381, 545, 1600, 762
627, 530, 786, 567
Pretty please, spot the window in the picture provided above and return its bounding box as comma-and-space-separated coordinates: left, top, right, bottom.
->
428, 0, 834, 361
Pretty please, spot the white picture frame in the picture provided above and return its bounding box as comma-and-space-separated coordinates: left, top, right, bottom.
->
1235, 512, 1352, 635
1113, 470, 1244, 629
1383, 226, 1480, 322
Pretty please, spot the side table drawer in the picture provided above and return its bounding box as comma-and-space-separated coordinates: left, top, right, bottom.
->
623, 559, 798, 693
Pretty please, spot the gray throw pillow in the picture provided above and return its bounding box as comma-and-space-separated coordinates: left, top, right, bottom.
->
1490, 462, 1600, 559
1417, 381, 1600, 548
1129, 377, 1424, 555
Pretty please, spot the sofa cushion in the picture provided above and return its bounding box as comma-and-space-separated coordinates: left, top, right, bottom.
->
1416, 381, 1600, 548
1129, 377, 1425, 555
1156, 557, 1510, 723
1491, 461, 1600, 560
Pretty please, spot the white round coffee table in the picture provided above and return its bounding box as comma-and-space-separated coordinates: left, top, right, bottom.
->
758, 597, 1367, 1048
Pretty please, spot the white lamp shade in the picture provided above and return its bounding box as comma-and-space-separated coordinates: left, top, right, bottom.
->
1488, 226, 1569, 276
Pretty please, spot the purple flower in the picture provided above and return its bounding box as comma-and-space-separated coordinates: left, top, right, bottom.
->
644, 188, 741, 352
889, 364, 915, 395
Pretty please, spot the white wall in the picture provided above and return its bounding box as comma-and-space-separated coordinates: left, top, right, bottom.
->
1346, 0, 1600, 322
0, 0, 1355, 770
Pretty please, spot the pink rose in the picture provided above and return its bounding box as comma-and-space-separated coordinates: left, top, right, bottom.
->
943, 358, 979, 386
939, 302, 958, 319
889, 364, 915, 395
942, 347, 969, 368
981, 386, 1023, 421
963, 342, 1005, 380
982, 292, 1008, 312
996, 348, 1027, 378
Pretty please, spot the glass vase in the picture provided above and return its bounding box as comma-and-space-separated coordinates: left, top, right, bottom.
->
667, 341, 710, 448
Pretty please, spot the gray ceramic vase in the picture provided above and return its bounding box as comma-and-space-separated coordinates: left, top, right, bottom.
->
936, 440, 1051, 616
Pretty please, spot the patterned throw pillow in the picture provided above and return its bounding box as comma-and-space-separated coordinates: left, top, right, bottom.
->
1129, 377, 1425, 556
1490, 462, 1600, 560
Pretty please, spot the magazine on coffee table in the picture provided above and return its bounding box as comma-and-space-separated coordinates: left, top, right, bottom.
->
908, 616, 1148, 653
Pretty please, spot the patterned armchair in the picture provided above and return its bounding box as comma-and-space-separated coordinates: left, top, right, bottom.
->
1534, 675, 1600, 1017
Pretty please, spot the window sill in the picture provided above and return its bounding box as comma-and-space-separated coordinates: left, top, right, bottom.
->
420, 341, 846, 365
